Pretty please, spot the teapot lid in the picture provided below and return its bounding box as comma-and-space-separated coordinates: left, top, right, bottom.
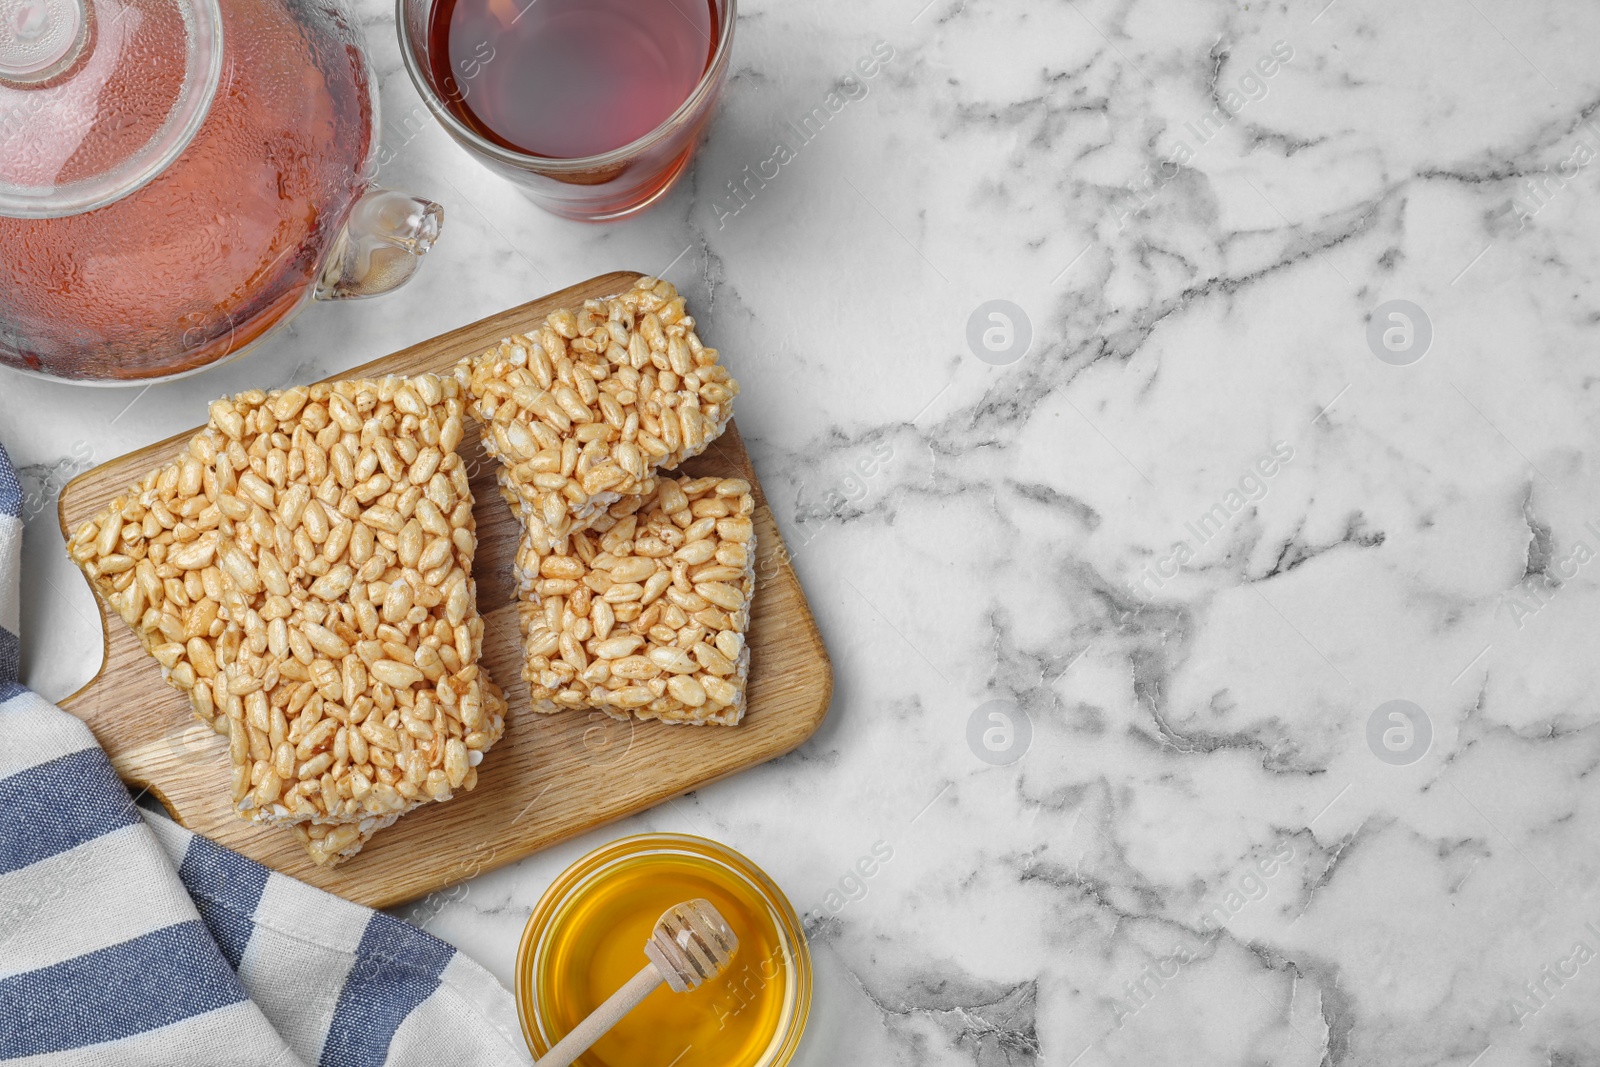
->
0, 0, 222, 218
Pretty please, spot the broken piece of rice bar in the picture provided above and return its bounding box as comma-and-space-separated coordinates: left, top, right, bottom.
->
516, 474, 756, 726
455, 276, 739, 553
197, 375, 507, 842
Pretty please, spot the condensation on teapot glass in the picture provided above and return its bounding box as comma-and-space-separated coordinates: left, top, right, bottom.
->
0, 0, 90, 85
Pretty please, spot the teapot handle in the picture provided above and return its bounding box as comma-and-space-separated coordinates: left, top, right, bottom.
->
314, 188, 443, 301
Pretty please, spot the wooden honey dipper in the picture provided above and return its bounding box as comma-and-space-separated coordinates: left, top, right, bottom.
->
535, 899, 739, 1067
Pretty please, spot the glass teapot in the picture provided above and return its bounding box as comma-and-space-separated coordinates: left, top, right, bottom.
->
0, 0, 442, 382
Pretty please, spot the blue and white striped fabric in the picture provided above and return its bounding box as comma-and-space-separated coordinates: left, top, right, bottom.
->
0, 442, 531, 1066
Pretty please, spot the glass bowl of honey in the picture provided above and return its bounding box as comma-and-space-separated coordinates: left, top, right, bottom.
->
517, 833, 812, 1067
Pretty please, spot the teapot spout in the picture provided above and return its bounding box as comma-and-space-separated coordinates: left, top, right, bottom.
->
315, 188, 443, 300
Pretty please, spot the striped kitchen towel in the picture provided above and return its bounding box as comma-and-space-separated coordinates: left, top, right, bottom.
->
0, 442, 531, 1066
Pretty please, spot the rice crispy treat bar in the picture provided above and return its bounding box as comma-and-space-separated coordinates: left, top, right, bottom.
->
515, 474, 756, 726
66, 376, 507, 866
455, 276, 739, 554
66, 448, 372, 863
63, 450, 386, 867
195, 376, 507, 839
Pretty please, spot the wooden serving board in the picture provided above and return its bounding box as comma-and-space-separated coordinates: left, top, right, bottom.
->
56, 271, 832, 909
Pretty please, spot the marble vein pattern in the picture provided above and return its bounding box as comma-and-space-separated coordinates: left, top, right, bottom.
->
6, 0, 1600, 1063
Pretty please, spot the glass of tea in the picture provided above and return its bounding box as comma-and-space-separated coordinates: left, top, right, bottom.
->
398, 0, 735, 221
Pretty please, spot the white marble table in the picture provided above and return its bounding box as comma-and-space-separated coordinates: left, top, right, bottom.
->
7, 0, 1600, 1062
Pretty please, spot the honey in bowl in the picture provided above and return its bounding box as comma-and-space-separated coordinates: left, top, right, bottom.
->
520, 834, 811, 1067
